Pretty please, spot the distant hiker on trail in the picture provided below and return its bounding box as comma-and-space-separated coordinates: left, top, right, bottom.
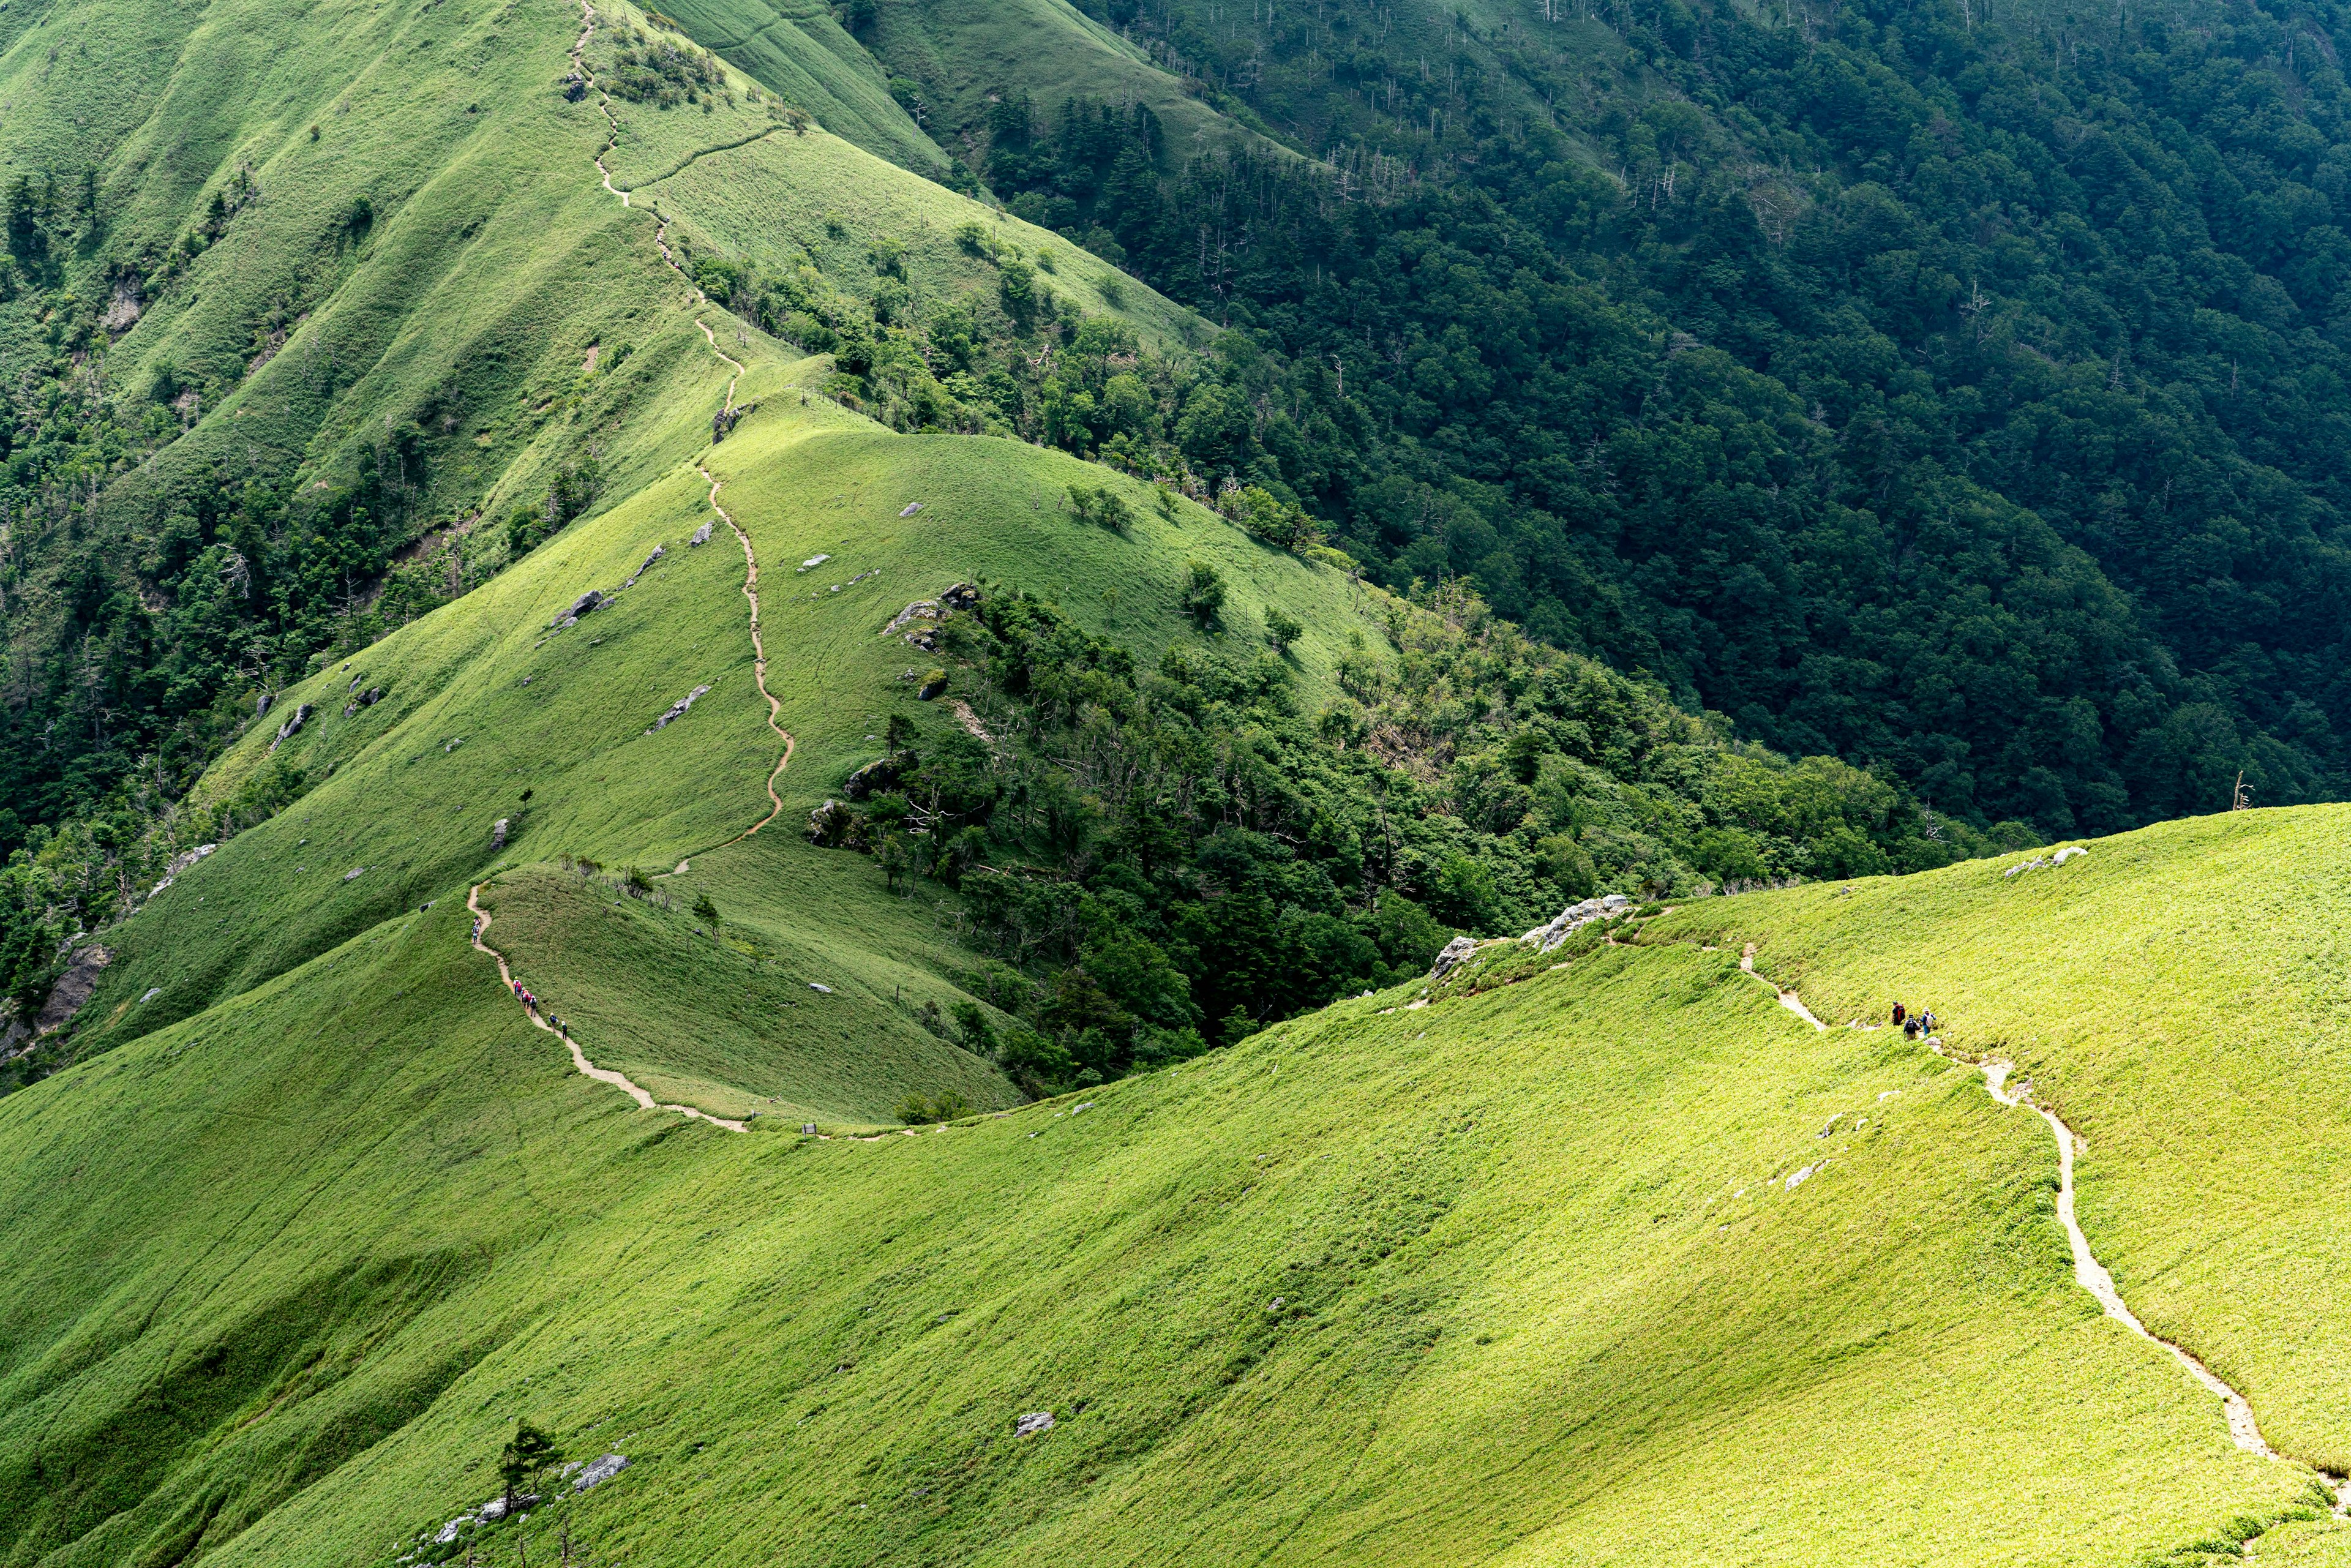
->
1891, 1001, 1907, 1027
1904, 1015, 1921, 1040
1921, 1009, 1937, 1036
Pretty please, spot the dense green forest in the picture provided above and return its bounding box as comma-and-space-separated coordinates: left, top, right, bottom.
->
888, 0, 2351, 840
9, 0, 2349, 1038
815, 574, 2005, 1088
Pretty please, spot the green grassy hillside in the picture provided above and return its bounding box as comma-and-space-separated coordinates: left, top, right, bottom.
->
18, 0, 2351, 1561
13, 807, 2351, 1564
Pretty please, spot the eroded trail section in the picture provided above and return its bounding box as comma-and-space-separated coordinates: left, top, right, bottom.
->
468, 885, 746, 1131
1957, 1054, 2286, 1462
1740, 945, 1826, 1032
697, 463, 793, 840
1748, 947, 2347, 1504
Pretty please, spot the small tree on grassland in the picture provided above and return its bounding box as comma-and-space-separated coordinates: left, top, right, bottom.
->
1179, 560, 1226, 627
500, 1420, 561, 1513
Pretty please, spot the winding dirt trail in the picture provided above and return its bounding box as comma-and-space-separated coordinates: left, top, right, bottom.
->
455, 13, 790, 1125
468, 886, 746, 1131
1741, 945, 2349, 1508
697, 462, 794, 841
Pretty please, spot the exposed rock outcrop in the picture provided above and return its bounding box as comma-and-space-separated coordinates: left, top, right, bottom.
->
646, 684, 711, 732
36, 946, 112, 1035
572, 1454, 630, 1491
841, 756, 902, 801
1520, 892, 1632, 952
269, 703, 312, 751
806, 799, 852, 846
1428, 936, 1479, 981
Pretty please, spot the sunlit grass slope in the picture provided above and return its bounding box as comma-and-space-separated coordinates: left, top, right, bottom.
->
1652, 803, 2351, 1490
72, 378, 1383, 1111
8, 813, 2345, 1566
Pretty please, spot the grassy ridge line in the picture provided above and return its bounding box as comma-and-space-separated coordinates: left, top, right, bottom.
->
467, 880, 746, 1128
1649, 805, 2351, 1482
602, 0, 951, 176
0, 858, 2321, 1566
849, 0, 1275, 176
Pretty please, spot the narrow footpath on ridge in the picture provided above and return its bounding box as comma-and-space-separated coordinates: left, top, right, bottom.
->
468, 886, 746, 1131
460, 3, 790, 1133
1738, 943, 2350, 1513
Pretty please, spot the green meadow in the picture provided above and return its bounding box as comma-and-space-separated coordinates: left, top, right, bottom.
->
11, 0, 2351, 1559
13, 808, 2351, 1565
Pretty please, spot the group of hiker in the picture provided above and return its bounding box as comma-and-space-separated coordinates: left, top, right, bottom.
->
508, 978, 568, 1034
1890, 1000, 1937, 1039
484, 922, 569, 1037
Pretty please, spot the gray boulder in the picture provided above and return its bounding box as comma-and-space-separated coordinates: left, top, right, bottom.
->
940, 582, 979, 611
1428, 936, 1480, 981
269, 703, 312, 751
572, 1454, 630, 1492
550, 589, 603, 629
690, 520, 714, 546
647, 684, 711, 732
492, 817, 509, 850
1014, 1412, 1055, 1437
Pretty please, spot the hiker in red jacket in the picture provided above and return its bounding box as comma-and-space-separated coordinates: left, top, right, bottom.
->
1891, 1000, 1907, 1027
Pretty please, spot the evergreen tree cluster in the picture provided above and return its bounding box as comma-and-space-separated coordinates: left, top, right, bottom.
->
818, 579, 2021, 1095
930, 0, 2351, 839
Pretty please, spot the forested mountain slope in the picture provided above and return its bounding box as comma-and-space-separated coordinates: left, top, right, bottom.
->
833, 0, 2351, 838
6, 0, 2351, 1561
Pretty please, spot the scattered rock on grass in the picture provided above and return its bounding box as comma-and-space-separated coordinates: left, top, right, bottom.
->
899, 501, 922, 517
690, 520, 714, 547
1428, 936, 1480, 981
647, 685, 711, 732
1014, 1412, 1054, 1437
621, 545, 665, 589
492, 817, 509, 850
572, 1454, 630, 1491
550, 589, 603, 629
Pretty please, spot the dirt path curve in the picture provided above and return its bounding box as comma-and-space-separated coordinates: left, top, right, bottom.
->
468, 886, 746, 1131
1744, 943, 2349, 1509
697, 462, 793, 841
1739, 944, 1826, 1031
